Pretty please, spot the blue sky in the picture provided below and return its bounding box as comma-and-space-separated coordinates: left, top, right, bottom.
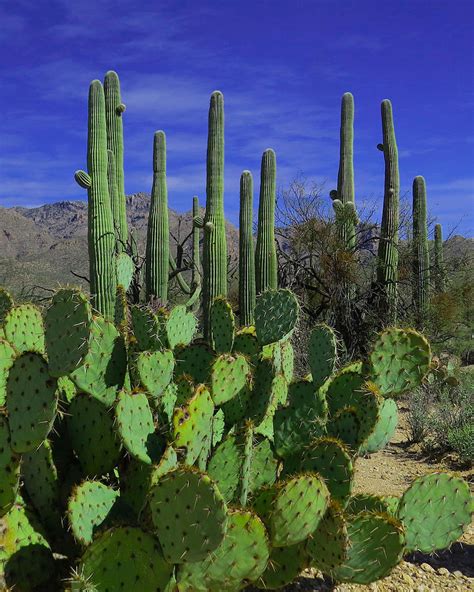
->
1, 0, 473, 235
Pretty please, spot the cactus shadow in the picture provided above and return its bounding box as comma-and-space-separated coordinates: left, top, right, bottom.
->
406, 542, 474, 577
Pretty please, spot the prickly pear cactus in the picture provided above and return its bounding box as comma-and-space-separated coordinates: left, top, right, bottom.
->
210, 353, 249, 405
0, 414, 20, 517
116, 251, 134, 291
166, 304, 197, 349
210, 297, 235, 352
4, 304, 45, 354
308, 323, 338, 388
255, 289, 299, 345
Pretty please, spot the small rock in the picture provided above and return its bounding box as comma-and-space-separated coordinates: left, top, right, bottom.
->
452, 570, 463, 577
437, 567, 450, 576
420, 562, 435, 573
401, 572, 414, 586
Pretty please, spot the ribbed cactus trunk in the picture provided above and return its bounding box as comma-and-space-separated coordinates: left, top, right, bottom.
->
104, 70, 128, 251
255, 149, 278, 295
376, 100, 400, 324
433, 223, 445, 293
239, 171, 256, 326
202, 91, 227, 338
145, 131, 169, 303
412, 176, 430, 327
85, 81, 117, 320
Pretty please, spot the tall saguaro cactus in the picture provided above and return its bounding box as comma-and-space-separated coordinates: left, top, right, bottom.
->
412, 176, 430, 326
145, 131, 170, 303
75, 80, 116, 320
255, 149, 278, 295
433, 223, 445, 293
376, 100, 400, 324
202, 91, 227, 338
239, 171, 256, 326
104, 70, 128, 250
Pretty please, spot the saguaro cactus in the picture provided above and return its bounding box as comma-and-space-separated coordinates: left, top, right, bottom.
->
376, 100, 400, 324
104, 71, 128, 250
75, 80, 116, 320
145, 131, 170, 303
255, 149, 278, 295
433, 223, 445, 293
239, 171, 256, 326
202, 91, 227, 338
412, 176, 430, 327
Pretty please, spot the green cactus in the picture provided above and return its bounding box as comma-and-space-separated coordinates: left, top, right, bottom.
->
210, 353, 249, 405
376, 99, 400, 324
174, 341, 214, 384
116, 251, 134, 291
259, 542, 309, 590
359, 397, 398, 454
308, 323, 338, 388
0, 414, 20, 517
239, 170, 256, 325
307, 502, 348, 574
166, 304, 197, 348
3, 303, 45, 354
412, 175, 430, 327
210, 296, 235, 352
202, 91, 227, 338
255, 288, 299, 345
0, 338, 16, 406
433, 223, 446, 293
104, 70, 128, 250
135, 349, 174, 399
0, 287, 13, 324
255, 149, 278, 294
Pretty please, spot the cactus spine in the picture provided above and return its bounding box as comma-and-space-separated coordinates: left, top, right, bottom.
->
433, 223, 445, 293
145, 131, 170, 303
239, 171, 256, 326
202, 91, 227, 338
412, 176, 430, 327
255, 149, 278, 295
104, 71, 128, 250
376, 100, 400, 324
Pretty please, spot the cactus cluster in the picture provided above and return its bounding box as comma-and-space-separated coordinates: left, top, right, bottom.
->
0, 286, 471, 591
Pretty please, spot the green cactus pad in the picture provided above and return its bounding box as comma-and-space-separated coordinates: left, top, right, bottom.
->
80, 526, 173, 591
149, 467, 228, 563
57, 375, 77, 403
172, 384, 214, 464
68, 393, 121, 476
0, 338, 16, 406
250, 437, 278, 494
328, 406, 361, 450
332, 512, 405, 584
174, 341, 214, 384
359, 397, 398, 454
4, 304, 45, 354
136, 349, 174, 398
6, 352, 58, 453
255, 288, 299, 345
68, 480, 119, 545
352, 385, 381, 447
70, 316, 126, 405
45, 288, 93, 377
258, 542, 308, 589
177, 509, 269, 591
207, 433, 242, 502
307, 503, 348, 573
280, 339, 294, 383
212, 408, 225, 447
288, 378, 328, 420
166, 304, 197, 349
211, 353, 250, 405
302, 437, 353, 505
398, 472, 472, 552
369, 328, 431, 396
325, 368, 365, 416
383, 495, 401, 516
250, 358, 285, 426
116, 252, 134, 291
346, 493, 390, 516
221, 382, 252, 426
156, 382, 178, 428
0, 287, 13, 324
210, 297, 235, 353
233, 326, 260, 360
114, 284, 129, 332
2, 502, 56, 590
131, 305, 167, 351
308, 323, 338, 388
0, 414, 20, 517
115, 389, 162, 464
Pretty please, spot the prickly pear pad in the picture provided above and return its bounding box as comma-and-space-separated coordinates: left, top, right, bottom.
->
136, 349, 174, 397
281, 339, 294, 383
70, 316, 126, 405
255, 288, 299, 345
211, 353, 249, 405
258, 542, 308, 590
233, 327, 260, 360
398, 472, 472, 552
359, 397, 398, 454
6, 352, 58, 453
4, 304, 45, 354
369, 328, 431, 396
328, 406, 361, 450
68, 393, 121, 476
302, 437, 353, 505
80, 526, 173, 591
149, 467, 228, 563
308, 324, 338, 388
45, 288, 92, 377
172, 384, 214, 465
210, 297, 235, 353
0, 287, 13, 324
177, 509, 270, 590
333, 512, 405, 584
307, 503, 348, 573
207, 433, 242, 502
326, 368, 365, 416
174, 341, 214, 384
0, 414, 20, 517
131, 304, 167, 351
68, 480, 118, 545
346, 493, 389, 516
0, 338, 16, 406
166, 304, 197, 349
250, 437, 279, 494
116, 251, 134, 291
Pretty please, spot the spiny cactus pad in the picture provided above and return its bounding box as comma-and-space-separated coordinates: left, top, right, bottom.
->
326, 368, 365, 416
359, 397, 398, 454
255, 288, 299, 345
0, 338, 16, 406
258, 542, 308, 590
207, 433, 242, 503
80, 526, 173, 591
0, 287, 13, 324
211, 353, 249, 405
4, 304, 45, 354
369, 328, 431, 396
210, 297, 235, 353
308, 324, 338, 388
233, 327, 260, 360
136, 349, 174, 398
6, 352, 58, 453
328, 406, 361, 450
116, 252, 134, 291
0, 414, 20, 517
174, 342, 214, 384
131, 305, 166, 351
45, 288, 92, 377
307, 503, 348, 573
166, 304, 197, 349
149, 467, 228, 563
68, 480, 119, 545
346, 493, 389, 516
398, 472, 472, 552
